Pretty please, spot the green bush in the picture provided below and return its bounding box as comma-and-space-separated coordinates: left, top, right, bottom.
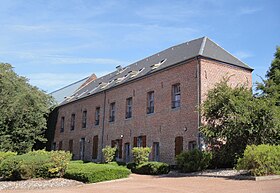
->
64, 161, 131, 183
0, 150, 72, 180
176, 149, 212, 173
102, 146, 117, 163
132, 147, 151, 165
236, 144, 280, 176
132, 162, 170, 175
0, 152, 17, 164
126, 162, 136, 170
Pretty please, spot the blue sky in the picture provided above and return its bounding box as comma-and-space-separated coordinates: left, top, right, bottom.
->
0, 0, 279, 92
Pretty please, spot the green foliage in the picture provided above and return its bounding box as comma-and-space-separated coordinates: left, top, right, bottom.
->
132, 147, 151, 165
257, 46, 280, 104
102, 146, 117, 163
0, 150, 71, 180
176, 149, 212, 173
64, 161, 131, 183
201, 79, 280, 167
126, 162, 137, 170
0, 63, 53, 154
236, 144, 280, 176
0, 151, 17, 163
132, 162, 170, 175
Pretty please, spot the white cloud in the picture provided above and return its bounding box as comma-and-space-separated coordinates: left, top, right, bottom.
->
238, 7, 262, 15
234, 51, 253, 60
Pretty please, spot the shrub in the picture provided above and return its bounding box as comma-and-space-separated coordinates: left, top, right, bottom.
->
126, 162, 137, 170
236, 144, 280, 176
132, 162, 170, 175
0, 150, 72, 180
102, 146, 117, 163
0, 152, 17, 164
132, 147, 151, 165
176, 149, 212, 173
64, 161, 131, 183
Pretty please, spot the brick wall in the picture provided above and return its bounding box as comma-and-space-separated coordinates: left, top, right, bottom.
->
53, 57, 252, 164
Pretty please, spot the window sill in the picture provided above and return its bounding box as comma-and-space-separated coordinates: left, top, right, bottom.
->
146, 112, 155, 116
125, 117, 132, 120
171, 106, 181, 111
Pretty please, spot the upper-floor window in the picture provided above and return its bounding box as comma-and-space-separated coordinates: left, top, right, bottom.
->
172, 83, 181, 108
82, 110, 87, 128
126, 97, 132, 119
70, 114, 75, 130
60, 117, 65, 132
109, 102, 115, 122
147, 91, 154, 114
95, 107, 100, 126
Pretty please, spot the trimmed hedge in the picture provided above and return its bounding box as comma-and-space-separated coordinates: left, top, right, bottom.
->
64, 161, 131, 183
0, 152, 17, 164
176, 149, 212, 173
132, 147, 151, 165
0, 150, 72, 180
132, 162, 170, 175
236, 144, 280, 176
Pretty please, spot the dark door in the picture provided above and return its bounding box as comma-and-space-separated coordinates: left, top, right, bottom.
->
175, 136, 183, 156
92, 135, 98, 159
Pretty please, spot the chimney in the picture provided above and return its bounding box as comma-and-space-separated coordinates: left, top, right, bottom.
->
116, 65, 123, 72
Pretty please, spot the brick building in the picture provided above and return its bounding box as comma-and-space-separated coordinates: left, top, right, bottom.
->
52, 37, 253, 164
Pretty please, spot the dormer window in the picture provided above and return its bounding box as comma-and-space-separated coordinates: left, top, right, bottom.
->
151, 59, 166, 70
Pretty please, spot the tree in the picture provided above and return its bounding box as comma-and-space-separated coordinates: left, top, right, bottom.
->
200, 80, 280, 167
0, 63, 53, 154
257, 46, 280, 104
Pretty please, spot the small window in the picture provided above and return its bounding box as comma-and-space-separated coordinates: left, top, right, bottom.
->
60, 117, 65, 132
126, 97, 132, 119
70, 114, 75, 130
82, 110, 87, 128
95, 107, 100, 126
172, 83, 181, 108
109, 102, 116, 122
147, 91, 154, 114
133, 136, 146, 147
188, 141, 197, 150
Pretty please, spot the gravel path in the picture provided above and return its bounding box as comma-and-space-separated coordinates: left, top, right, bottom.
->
0, 169, 250, 191
0, 178, 83, 190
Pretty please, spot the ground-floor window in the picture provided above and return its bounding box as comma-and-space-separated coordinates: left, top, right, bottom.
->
111, 139, 123, 159
188, 140, 197, 150
52, 142, 56, 151
80, 138, 85, 160
69, 139, 73, 153
133, 135, 146, 147
152, 142, 160, 161
124, 143, 130, 162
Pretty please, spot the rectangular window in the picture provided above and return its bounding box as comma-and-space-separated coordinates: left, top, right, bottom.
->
125, 97, 132, 119
109, 102, 115, 122
172, 83, 181, 108
52, 142, 56, 151
152, 142, 160, 161
82, 110, 87, 128
188, 141, 197, 151
95, 107, 100, 126
147, 91, 154, 114
70, 114, 75, 130
133, 136, 147, 147
60, 117, 65, 132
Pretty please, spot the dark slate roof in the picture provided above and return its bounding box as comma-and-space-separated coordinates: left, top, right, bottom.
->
59, 37, 253, 106
50, 76, 89, 104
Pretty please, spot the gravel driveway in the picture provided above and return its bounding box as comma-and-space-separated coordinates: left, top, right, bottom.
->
1, 170, 280, 193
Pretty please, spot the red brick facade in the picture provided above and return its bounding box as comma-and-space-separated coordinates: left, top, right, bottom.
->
53, 57, 252, 164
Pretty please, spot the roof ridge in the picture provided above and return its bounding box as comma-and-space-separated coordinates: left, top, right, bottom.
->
199, 36, 207, 55
206, 38, 252, 69
49, 76, 90, 94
